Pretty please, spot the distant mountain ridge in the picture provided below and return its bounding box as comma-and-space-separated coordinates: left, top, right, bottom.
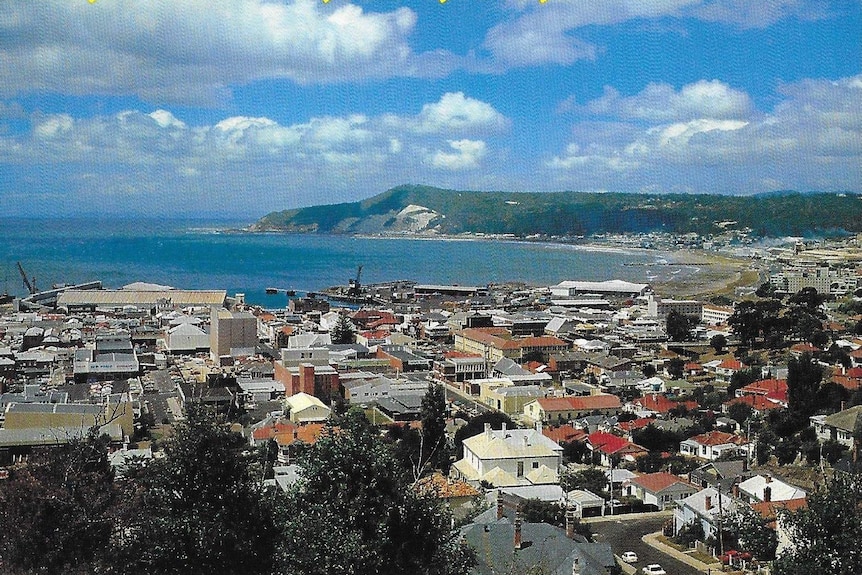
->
253, 185, 862, 238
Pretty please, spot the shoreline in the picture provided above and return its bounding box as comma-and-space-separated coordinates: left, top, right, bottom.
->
236, 227, 757, 298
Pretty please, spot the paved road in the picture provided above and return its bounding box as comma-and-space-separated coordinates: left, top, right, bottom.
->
589, 515, 702, 575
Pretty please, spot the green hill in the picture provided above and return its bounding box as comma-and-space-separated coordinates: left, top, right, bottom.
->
253, 185, 862, 238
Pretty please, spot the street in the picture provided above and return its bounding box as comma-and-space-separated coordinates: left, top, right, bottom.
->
588, 514, 703, 575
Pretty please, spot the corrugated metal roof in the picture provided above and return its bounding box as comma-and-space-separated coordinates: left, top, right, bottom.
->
58, 290, 226, 307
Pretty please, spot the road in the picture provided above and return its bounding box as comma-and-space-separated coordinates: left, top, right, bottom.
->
588, 514, 703, 575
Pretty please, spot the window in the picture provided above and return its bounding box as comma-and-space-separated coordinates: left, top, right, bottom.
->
517, 461, 524, 477
532, 462, 539, 469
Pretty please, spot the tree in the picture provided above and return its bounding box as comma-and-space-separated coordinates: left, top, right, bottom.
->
453, 411, 514, 457
726, 505, 777, 561
642, 363, 657, 378
666, 310, 695, 342
727, 402, 753, 426
632, 425, 683, 453
667, 357, 685, 380
729, 300, 761, 347
774, 474, 862, 575
755, 282, 777, 298
280, 410, 474, 575
0, 432, 117, 575
710, 333, 727, 353
787, 352, 823, 417
330, 313, 356, 344
417, 383, 449, 476
107, 403, 280, 575
560, 467, 608, 496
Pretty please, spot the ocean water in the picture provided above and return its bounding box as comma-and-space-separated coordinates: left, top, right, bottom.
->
0, 218, 662, 307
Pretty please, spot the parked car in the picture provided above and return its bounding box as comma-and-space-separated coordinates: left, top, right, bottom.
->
641, 565, 667, 575
621, 551, 638, 563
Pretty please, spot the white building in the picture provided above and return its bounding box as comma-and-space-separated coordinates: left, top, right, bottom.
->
646, 295, 703, 319
451, 423, 563, 487
284, 392, 331, 424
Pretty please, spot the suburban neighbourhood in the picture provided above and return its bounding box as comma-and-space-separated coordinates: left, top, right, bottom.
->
2, 232, 862, 574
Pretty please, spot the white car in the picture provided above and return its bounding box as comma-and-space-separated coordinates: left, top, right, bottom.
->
641, 565, 667, 575
621, 551, 638, 563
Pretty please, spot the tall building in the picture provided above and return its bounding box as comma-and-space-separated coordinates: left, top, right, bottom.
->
210, 308, 257, 359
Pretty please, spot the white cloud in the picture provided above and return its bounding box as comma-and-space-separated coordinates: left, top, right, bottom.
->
415, 92, 510, 134
693, 0, 830, 28
584, 80, 753, 121
429, 139, 487, 170
0, 0, 455, 103
480, 0, 830, 70
548, 75, 862, 193
0, 93, 506, 214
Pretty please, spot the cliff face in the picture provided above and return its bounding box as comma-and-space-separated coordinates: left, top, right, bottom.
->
252, 185, 862, 238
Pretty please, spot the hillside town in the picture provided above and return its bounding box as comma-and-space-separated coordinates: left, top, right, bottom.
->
2, 238, 862, 575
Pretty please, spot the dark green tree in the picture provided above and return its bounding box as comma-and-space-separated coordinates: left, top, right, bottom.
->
632, 425, 684, 453
727, 402, 753, 426
453, 411, 514, 457
280, 410, 474, 575
666, 357, 685, 380
666, 310, 695, 342
418, 383, 449, 476
774, 474, 862, 575
710, 333, 727, 353
787, 352, 823, 417
729, 301, 761, 347
727, 505, 777, 561
0, 433, 117, 575
107, 403, 279, 575
642, 363, 657, 378
331, 313, 356, 344
560, 467, 608, 496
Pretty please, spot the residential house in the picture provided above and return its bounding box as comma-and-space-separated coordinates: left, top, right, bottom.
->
736, 474, 806, 504
810, 404, 862, 447
689, 459, 753, 492
479, 381, 545, 417
587, 431, 649, 467
451, 423, 563, 487
523, 395, 622, 425
461, 503, 617, 575
674, 487, 738, 541
712, 358, 748, 382
680, 430, 751, 461
623, 472, 698, 510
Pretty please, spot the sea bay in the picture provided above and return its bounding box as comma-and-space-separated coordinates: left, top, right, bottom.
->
0, 217, 669, 306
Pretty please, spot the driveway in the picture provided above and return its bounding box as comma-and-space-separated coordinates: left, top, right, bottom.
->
588, 514, 704, 575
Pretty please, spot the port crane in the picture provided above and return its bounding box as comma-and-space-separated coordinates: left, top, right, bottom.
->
347, 265, 363, 297
16, 262, 36, 295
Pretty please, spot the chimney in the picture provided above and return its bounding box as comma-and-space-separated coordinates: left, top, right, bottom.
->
572, 557, 580, 575
742, 457, 748, 472
485, 423, 492, 437
535, 420, 543, 433
565, 507, 577, 539
502, 422, 507, 434
763, 485, 772, 502
514, 509, 522, 550
765, 474, 772, 484
732, 483, 740, 498
496, 491, 504, 520
705, 495, 713, 511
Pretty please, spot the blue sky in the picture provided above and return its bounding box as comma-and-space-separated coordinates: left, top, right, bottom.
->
0, 0, 859, 217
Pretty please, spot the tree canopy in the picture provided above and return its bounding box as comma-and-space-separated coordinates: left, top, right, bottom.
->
107, 403, 280, 575
0, 432, 117, 575
280, 409, 474, 575
774, 474, 862, 575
